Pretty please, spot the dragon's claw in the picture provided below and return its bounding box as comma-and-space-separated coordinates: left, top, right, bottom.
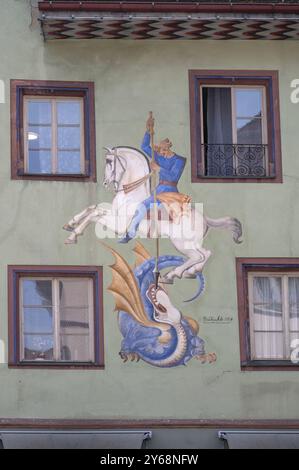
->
119, 351, 140, 363
196, 352, 217, 364
119, 351, 128, 362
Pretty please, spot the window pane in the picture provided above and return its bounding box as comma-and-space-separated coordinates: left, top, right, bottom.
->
23, 307, 53, 334
59, 279, 90, 307
251, 276, 284, 360
19, 276, 96, 364
252, 277, 283, 331
253, 332, 284, 359
60, 334, 91, 362
235, 88, 262, 118
57, 151, 81, 174
58, 126, 81, 149
237, 118, 262, 145
60, 308, 90, 334
57, 101, 81, 125
24, 334, 54, 361
58, 279, 92, 361
289, 277, 299, 332
22, 280, 52, 306
28, 150, 52, 174
28, 101, 51, 125
28, 126, 52, 150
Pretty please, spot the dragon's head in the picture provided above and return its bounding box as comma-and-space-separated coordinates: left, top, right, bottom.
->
146, 284, 182, 326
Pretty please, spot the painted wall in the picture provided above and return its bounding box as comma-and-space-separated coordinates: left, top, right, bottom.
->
1, 0, 299, 421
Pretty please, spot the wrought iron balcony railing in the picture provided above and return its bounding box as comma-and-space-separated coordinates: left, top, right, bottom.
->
202, 143, 268, 178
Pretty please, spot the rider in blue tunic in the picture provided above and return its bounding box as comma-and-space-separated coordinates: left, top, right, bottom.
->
119, 115, 186, 243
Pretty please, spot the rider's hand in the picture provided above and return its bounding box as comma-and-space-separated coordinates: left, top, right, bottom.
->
150, 161, 160, 172
146, 112, 155, 132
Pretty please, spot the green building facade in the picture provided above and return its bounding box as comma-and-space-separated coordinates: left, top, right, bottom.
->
1, 0, 299, 448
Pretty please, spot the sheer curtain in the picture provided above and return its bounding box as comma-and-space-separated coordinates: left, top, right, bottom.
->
203, 87, 233, 176
59, 279, 92, 362
252, 277, 283, 359
288, 278, 299, 346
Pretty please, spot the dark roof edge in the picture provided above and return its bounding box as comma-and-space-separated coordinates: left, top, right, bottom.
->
38, 2, 299, 15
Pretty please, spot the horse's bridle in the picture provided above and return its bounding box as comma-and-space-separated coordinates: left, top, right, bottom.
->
107, 149, 127, 192
106, 149, 152, 194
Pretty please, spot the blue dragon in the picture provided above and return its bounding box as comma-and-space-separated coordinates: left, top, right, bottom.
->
106, 242, 216, 368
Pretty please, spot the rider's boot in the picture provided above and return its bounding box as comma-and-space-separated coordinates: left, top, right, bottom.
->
118, 204, 147, 244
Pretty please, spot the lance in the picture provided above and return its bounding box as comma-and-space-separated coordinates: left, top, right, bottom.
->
148, 111, 160, 288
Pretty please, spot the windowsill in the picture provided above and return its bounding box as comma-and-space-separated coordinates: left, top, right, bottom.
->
9, 361, 105, 370
12, 173, 96, 182
241, 360, 299, 371
192, 175, 282, 184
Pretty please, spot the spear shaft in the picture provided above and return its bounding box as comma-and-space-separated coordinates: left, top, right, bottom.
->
148, 112, 160, 288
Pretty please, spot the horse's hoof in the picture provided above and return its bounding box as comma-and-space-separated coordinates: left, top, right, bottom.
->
64, 237, 77, 245
182, 272, 197, 279
63, 224, 73, 232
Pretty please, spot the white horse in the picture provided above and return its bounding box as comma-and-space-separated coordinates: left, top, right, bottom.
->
63, 147, 242, 282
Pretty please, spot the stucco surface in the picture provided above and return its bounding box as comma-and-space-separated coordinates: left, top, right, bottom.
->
0, 1, 299, 420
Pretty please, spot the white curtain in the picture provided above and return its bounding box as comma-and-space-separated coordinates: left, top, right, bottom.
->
289, 278, 299, 339
252, 277, 283, 359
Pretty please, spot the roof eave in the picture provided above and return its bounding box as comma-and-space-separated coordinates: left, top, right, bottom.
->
38, 2, 299, 15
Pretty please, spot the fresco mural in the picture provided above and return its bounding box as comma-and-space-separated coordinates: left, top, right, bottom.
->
63, 113, 243, 368
105, 241, 216, 367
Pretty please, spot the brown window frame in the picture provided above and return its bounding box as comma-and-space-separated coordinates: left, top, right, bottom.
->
189, 70, 282, 183
8, 265, 104, 369
11, 80, 96, 182
236, 258, 299, 371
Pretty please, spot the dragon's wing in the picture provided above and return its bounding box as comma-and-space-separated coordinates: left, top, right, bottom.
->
103, 243, 168, 330
133, 241, 151, 267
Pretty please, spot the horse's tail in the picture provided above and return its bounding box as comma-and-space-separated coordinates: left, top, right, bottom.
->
205, 216, 243, 244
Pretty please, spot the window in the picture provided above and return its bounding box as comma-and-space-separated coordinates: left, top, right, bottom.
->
11, 80, 96, 181
202, 86, 267, 177
189, 70, 282, 183
8, 266, 104, 368
236, 259, 299, 370
24, 97, 85, 175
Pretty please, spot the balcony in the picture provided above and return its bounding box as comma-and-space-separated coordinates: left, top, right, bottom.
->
202, 143, 269, 178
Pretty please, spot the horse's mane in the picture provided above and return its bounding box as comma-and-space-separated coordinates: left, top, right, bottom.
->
113, 146, 151, 173
113, 146, 151, 191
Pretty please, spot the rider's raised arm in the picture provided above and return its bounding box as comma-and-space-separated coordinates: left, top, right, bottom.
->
141, 131, 157, 160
